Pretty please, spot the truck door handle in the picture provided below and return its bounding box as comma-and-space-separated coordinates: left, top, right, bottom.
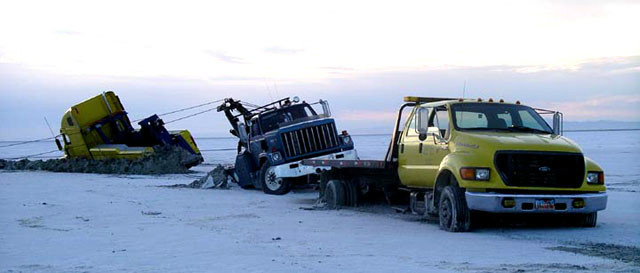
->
419, 143, 423, 153
400, 144, 405, 153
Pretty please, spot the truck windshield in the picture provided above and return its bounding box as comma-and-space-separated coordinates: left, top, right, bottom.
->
451, 103, 553, 134
260, 104, 317, 132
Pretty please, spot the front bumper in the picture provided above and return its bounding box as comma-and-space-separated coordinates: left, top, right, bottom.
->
465, 192, 607, 213
271, 149, 358, 178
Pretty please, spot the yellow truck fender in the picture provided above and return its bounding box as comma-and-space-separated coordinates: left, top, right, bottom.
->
584, 156, 604, 173
431, 152, 468, 206
436, 151, 489, 189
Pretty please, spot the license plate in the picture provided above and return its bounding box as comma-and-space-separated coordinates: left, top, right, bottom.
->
535, 199, 555, 210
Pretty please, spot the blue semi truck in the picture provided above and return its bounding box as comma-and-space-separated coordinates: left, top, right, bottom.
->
217, 97, 357, 194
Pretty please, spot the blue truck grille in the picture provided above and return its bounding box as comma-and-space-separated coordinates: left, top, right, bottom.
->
280, 123, 340, 158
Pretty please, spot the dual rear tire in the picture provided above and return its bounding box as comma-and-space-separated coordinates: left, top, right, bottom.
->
323, 179, 359, 209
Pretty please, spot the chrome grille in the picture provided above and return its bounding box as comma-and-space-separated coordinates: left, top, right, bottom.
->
281, 123, 339, 158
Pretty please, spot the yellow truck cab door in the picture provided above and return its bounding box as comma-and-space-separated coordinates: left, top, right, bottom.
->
415, 105, 451, 188
398, 106, 434, 188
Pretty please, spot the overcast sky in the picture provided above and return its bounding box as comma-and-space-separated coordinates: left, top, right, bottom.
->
0, 0, 638, 140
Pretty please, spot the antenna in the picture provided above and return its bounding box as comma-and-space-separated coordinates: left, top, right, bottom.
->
44, 117, 56, 138
462, 80, 467, 99
45, 117, 63, 151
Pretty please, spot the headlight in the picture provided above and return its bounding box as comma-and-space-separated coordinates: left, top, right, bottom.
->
270, 152, 282, 162
586, 171, 604, 184
342, 136, 351, 144
460, 167, 490, 181
475, 169, 490, 180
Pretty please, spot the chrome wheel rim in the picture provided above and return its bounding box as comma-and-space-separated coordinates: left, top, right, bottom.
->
265, 167, 283, 191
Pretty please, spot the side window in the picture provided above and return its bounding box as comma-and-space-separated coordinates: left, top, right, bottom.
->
406, 111, 418, 136
434, 108, 450, 138
251, 122, 261, 136
436, 110, 449, 131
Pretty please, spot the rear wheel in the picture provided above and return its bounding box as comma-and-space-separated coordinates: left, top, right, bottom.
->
324, 180, 346, 209
438, 185, 472, 232
259, 162, 291, 195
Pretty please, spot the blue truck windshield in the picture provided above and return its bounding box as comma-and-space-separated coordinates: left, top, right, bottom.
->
451, 103, 553, 134
260, 104, 317, 132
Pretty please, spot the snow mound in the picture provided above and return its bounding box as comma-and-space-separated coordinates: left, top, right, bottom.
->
163, 165, 230, 189
0, 146, 198, 175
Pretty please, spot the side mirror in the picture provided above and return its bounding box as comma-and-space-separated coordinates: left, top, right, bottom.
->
416, 107, 429, 140
55, 138, 63, 151
552, 112, 563, 135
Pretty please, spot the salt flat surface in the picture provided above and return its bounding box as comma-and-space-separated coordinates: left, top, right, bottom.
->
0, 131, 639, 272
0, 168, 638, 273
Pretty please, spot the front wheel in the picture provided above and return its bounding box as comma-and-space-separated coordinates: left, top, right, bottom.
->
259, 162, 291, 195
438, 185, 472, 232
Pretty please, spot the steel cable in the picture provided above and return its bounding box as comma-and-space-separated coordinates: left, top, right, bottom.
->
164, 107, 218, 124
132, 98, 225, 122
0, 136, 59, 148
1, 150, 61, 160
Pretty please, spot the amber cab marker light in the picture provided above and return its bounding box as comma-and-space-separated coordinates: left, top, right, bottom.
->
488, 98, 494, 102
460, 168, 475, 180
477, 98, 483, 102
516, 100, 521, 105
499, 99, 504, 103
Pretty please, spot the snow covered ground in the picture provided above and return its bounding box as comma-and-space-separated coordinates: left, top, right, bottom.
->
1, 131, 639, 272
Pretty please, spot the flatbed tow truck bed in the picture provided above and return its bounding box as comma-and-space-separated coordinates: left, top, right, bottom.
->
301, 158, 403, 207
301, 159, 387, 169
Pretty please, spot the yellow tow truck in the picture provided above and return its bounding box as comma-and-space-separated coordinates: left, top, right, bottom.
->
303, 96, 607, 232
57, 91, 203, 167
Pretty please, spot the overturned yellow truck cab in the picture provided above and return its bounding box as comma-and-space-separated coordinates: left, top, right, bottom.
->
59, 91, 203, 167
